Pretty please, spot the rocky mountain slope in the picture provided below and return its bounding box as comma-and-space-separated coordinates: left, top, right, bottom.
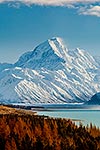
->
0, 37, 100, 104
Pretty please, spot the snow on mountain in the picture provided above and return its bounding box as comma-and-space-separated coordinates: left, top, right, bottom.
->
94, 56, 100, 65
15, 37, 66, 70
0, 37, 100, 104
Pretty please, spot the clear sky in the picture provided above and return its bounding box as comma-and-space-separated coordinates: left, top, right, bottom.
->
0, 0, 100, 63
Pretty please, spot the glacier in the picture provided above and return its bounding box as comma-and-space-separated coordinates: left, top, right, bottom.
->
0, 37, 100, 104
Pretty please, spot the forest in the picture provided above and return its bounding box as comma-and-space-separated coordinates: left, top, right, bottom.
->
0, 105, 100, 150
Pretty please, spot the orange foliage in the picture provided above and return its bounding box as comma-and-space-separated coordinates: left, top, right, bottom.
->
0, 109, 100, 150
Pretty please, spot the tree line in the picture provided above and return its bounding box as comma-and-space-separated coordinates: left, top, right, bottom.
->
0, 111, 100, 150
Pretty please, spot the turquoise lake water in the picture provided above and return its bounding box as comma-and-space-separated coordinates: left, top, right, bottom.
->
37, 110, 100, 127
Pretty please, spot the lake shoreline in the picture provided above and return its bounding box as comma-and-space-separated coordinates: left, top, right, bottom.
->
1, 103, 100, 111
1, 103, 100, 127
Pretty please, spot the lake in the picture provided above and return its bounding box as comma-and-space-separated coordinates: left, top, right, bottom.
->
37, 109, 100, 127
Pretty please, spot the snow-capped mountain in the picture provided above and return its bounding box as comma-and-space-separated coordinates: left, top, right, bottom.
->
0, 37, 100, 104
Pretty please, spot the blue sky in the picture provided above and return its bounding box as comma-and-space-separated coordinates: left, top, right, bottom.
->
0, 1, 100, 63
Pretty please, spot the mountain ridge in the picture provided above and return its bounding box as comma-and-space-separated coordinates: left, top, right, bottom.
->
14, 37, 67, 70
0, 37, 100, 104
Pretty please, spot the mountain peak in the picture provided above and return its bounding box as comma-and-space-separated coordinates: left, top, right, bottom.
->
48, 37, 62, 43
15, 37, 67, 70
14, 37, 98, 71
48, 37, 64, 47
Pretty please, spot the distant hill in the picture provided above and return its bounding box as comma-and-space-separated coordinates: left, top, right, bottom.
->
86, 93, 100, 105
